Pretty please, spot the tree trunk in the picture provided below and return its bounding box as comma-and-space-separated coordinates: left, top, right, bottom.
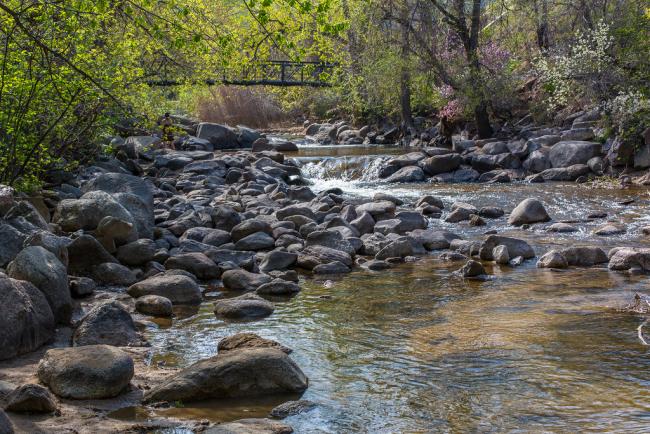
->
474, 100, 493, 139
399, 4, 414, 135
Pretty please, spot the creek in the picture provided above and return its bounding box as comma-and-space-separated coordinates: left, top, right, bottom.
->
115, 144, 650, 433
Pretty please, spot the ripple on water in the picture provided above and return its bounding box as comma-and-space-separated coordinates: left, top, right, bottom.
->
119, 145, 650, 432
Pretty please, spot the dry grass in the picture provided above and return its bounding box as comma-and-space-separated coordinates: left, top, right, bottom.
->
194, 86, 287, 129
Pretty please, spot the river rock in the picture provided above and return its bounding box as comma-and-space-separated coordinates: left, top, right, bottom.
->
116, 239, 157, 266
54, 191, 135, 233
256, 279, 300, 296
457, 260, 486, 278
546, 223, 578, 233
4, 384, 58, 413
508, 198, 551, 226
375, 237, 414, 260
204, 418, 294, 434
608, 248, 650, 271
38, 345, 134, 399
259, 250, 297, 272
0, 277, 54, 360
218, 333, 292, 354
356, 201, 396, 218
419, 153, 462, 175
24, 230, 70, 267
67, 234, 118, 275
594, 224, 626, 236
214, 294, 275, 320
549, 141, 601, 168
0, 223, 27, 268
7, 245, 71, 325
143, 348, 307, 403
537, 250, 568, 268
523, 149, 551, 173
560, 246, 608, 266
135, 295, 173, 317
0, 409, 13, 433
408, 229, 459, 250
313, 261, 350, 274
479, 235, 535, 260
73, 300, 142, 347
93, 262, 138, 286
270, 400, 317, 418
128, 273, 202, 304
350, 212, 375, 235
165, 252, 221, 280
69, 276, 96, 297
493, 245, 510, 264
222, 269, 272, 291
385, 166, 425, 183
231, 220, 273, 242
235, 232, 277, 251
478, 207, 505, 219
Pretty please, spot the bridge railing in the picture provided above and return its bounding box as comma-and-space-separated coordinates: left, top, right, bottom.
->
147, 60, 337, 87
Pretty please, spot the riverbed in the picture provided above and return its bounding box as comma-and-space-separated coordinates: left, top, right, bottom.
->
119, 144, 650, 432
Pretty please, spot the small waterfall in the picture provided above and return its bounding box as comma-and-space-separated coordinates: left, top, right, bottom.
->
297, 156, 389, 183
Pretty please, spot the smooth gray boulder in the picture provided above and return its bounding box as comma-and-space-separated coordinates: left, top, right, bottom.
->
0, 277, 54, 360
116, 239, 157, 266
0, 223, 27, 267
143, 348, 307, 403
128, 273, 202, 304
560, 247, 608, 266
73, 300, 142, 347
204, 418, 293, 434
135, 295, 173, 317
385, 166, 425, 183
165, 252, 221, 280
67, 235, 118, 275
259, 250, 297, 273
214, 293, 275, 320
218, 333, 292, 354
93, 262, 137, 286
256, 279, 300, 296
7, 246, 71, 324
222, 269, 272, 291
549, 141, 601, 168
508, 198, 551, 226
479, 235, 535, 260
38, 345, 134, 399
537, 250, 568, 268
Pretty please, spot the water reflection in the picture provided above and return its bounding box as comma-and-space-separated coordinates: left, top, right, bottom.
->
120, 145, 650, 432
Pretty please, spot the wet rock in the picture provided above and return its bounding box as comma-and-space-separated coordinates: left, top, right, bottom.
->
0, 277, 54, 360
385, 166, 425, 183
135, 295, 173, 317
375, 238, 414, 260
457, 260, 486, 278
539, 164, 590, 181
373, 193, 403, 206
408, 229, 459, 250
365, 259, 391, 270
259, 250, 297, 273
306, 230, 355, 255
547, 223, 578, 233
165, 252, 221, 280
218, 333, 292, 354
73, 300, 142, 347
69, 276, 96, 297
479, 235, 535, 260
4, 384, 58, 413
415, 195, 444, 209
537, 250, 568, 268
508, 198, 550, 226
608, 248, 650, 271
493, 245, 510, 264
7, 246, 71, 324
38, 345, 134, 399
93, 262, 138, 286
128, 273, 202, 304
594, 224, 626, 236
478, 207, 504, 219
144, 348, 307, 403
222, 269, 272, 291
560, 247, 608, 266
256, 279, 300, 296
431, 168, 480, 183
469, 214, 486, 226
302, 246, 353, 267
419, 153, 462, 175
116, 239, 156, 266
445, 202, 478, 223
270, 400, 317, 419
205, 418, 293, 434
313, 261, 350, 274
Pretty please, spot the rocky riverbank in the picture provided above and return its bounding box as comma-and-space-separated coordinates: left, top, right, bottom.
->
1, 118, 650, 432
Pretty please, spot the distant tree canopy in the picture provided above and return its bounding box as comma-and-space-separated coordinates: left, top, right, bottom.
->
0, 0, 648, 189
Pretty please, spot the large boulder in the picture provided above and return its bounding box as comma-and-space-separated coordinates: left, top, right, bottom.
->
73, 301, 142, 347
419, 153, 462, 175
537, 250, 568, 268
37, 345, 134, 399
54, 191, 135, 233
214, 293, 275, 320
143, 348, 308, 403
165, 253, 221, 280
83, 173, 154, 209
549, 141, 601, 168
0, 277, 54, 360
7, 246, 71, 324
196, 123, 240, 149
507, 198, 551, 226
222, 269, 272, 291
560, 247, 608, 266
128, 273, 202, 304
0, 223, 27, 267
385, 166, 426, 183
479, 235, 535, 260
116, 239, 157, 266
67, 235, 117, 275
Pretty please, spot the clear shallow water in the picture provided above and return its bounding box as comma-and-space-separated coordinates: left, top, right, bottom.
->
122, 145, 650, 432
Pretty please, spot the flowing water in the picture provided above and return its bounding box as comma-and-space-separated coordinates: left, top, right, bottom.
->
118, 145, 650, 433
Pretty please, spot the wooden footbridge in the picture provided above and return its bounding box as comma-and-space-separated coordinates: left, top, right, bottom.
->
148, 60, 336, 87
